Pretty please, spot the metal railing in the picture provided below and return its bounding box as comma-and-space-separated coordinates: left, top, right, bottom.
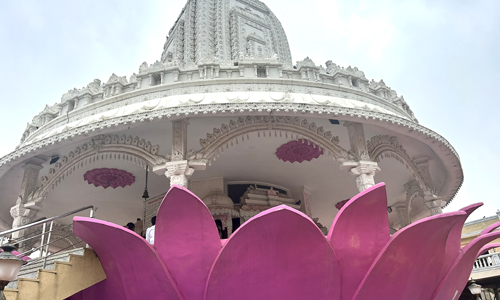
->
0, 205, 95, 269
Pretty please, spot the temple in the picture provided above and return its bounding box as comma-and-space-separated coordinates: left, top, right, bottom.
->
1, 1, 492, 299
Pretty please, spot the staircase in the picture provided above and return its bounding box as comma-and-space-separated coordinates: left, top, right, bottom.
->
3, 248, 106, 300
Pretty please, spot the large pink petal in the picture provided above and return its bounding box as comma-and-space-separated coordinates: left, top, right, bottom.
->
353, 211, 466, 300
481, 221, 500, 235
439, 203, 483, 280
205, 205, 340, 300
155, 185, 221, 300
73, 217, 182, 300
327, 183, 390, 300
431, 231, 500, 300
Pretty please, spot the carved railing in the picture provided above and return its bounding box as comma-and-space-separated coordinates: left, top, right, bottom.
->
472, 252, 500, 272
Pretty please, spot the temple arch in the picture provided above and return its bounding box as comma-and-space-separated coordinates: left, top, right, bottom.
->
25, 134, 169, 207
188, 116, 351, 165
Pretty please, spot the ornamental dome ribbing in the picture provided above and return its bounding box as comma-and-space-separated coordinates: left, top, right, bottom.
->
202, 190, 235, 209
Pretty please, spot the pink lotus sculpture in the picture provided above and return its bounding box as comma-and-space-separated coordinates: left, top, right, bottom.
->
69, 183, 500, 300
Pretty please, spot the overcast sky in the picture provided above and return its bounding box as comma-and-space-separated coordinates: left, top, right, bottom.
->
0, 0, 499, 220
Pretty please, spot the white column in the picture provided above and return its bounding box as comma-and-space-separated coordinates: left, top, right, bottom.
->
342, 122, 380, 192
394, 201, 410, 228
166, 119, 193, 188
10, 160, 44, 238
227, 217, 233, 236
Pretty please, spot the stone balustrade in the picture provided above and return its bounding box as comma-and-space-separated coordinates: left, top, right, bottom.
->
473, 252, 500, 272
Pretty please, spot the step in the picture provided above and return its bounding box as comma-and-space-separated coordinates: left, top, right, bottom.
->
7, 248, 84, 289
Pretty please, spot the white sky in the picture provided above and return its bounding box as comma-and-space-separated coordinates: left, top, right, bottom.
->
0, 0, 499, 221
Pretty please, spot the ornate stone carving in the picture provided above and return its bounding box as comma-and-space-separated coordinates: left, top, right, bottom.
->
10, 197, 37, 239
172, 119, 189, 161
344, 122, 370, 161
25, 135, 167, 207
20, 162, 43, 202
424, 193, 444, 216
275, 139, 323, 163
6, 100, 461, 206
368, 135, 433, 192
344, 161, 381, 192
296, 57, 317, 69
84, 168, 135, 189
165, 161, 194, 188
192, 116, 349, 163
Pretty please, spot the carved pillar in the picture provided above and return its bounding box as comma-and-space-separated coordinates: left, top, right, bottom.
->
172, 119, 188, 161
395, 201, 410, 228
345, 122, 370, 161
166, 119, 194, 188
424, 193, 444, 216
341, 121, 381, 192
10, 160, 44, 239
19, 163, 43, 202
227, 217, 233, 236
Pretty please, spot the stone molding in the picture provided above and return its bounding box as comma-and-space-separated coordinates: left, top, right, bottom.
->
191, 115, 350, 163
21, 80, 416, 146
24, 134, 168, 209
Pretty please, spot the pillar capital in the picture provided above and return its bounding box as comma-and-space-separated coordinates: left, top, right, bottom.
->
341, 161, 381, 192
164, 161, 194, 188
10, 198, 37, 239
424, 193, 444, 215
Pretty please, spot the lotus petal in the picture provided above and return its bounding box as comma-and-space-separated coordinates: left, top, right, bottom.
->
479, 243, 500, 255
155, 185, 221, 300
431, 231, 500, 300
73, 217, 182, 300
327, 183, 390, 300
205, 205, 340, 300
439, 203, 483, 280
481, 221, 500, 235
353, 211, 466, 300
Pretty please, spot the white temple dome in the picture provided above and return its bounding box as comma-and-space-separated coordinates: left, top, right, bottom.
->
202, 190, 235, 209
160, 0, 293, 67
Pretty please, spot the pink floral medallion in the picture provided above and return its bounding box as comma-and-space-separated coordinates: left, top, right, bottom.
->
276, 139, 323, 163
84, 168, 135, 189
